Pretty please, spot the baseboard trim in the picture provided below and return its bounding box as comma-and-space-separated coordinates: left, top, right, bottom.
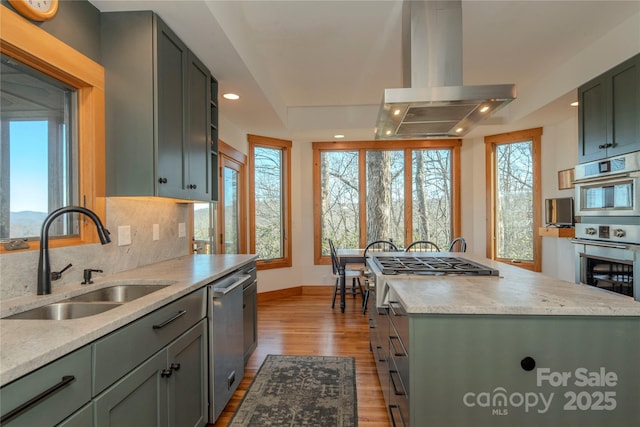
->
257, 285, 333, 303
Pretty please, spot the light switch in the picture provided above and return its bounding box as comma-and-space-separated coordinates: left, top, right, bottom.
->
153, 224, 160, 241
178, 222, 186, 238
118, 225, 132, 246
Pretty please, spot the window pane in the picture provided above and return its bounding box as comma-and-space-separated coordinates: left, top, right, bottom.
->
254, 146, 283, 260
193, 202, 213, 254
496, 141, 533, 260
411, 149, 451, 249
1, 54, 77, 240
223, 166, 239, 254
366, 150, 404, 245
320, 151, 360, 254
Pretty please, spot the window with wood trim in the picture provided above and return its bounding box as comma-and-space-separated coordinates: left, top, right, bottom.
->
485, 128, 542, 272
248, 134, 292, 269
313, 139, 461, 265
0, 6, 105, 253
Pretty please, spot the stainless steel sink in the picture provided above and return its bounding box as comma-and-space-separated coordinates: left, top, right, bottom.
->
4, 302, 122, 320
66, 284, 169, 303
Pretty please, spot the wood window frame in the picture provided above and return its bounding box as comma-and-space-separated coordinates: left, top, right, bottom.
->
484, 127, 543, 272
217, 139, 247, 254
248, 134, 292, 270
312, 139, 461, 265
0, 5, 106, 253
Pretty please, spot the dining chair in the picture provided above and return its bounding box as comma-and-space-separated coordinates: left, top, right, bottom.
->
448, 237, 467, 252
328, 239, 363, 309
361, 239, 399, 314
405, 240, 441, 252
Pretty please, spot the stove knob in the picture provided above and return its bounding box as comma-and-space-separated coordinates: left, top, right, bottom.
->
585, 227, 597, 235
614, 229, 626, 238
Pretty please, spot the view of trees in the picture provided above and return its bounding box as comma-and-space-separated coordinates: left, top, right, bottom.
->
253, 146, 283, 260
320, 148, 452, 253
495, 141, 534, 261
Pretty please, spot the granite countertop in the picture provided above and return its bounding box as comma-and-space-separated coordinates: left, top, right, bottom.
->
384, 254, 640, 316
0, 254, 257, 386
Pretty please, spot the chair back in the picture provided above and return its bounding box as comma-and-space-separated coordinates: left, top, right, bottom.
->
363, 240, 399, 257
328, 239, 340, 275
448, 237, 467, 252
405, 240, 440, 252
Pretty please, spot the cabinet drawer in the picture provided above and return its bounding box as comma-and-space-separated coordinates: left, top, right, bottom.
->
93, 288, 206, 395
0, 346, 91, 427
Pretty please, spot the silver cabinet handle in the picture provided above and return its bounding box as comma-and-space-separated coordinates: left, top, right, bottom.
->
1, 376, 75, 424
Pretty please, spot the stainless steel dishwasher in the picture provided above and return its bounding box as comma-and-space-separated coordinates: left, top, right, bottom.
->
208, 270, 253, 422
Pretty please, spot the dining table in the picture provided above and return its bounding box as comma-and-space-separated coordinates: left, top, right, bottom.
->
336, 248, 366, 313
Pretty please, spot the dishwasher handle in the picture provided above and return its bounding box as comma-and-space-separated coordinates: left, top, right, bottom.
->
212, 274, 252, 297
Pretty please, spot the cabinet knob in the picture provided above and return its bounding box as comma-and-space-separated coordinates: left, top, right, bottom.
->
161, 368, 173, 378
520, 356, 536, 371
187, 184, 197, 190
158, 177, 168, 184
170, 363, 181, 371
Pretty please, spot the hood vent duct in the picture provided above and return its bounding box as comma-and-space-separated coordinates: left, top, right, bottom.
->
375, 0, 516, 139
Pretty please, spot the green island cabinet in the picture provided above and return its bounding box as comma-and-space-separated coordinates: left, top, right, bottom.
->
102, 11, 218, 202
0, 288, 208, 427
578, 53, 640, 163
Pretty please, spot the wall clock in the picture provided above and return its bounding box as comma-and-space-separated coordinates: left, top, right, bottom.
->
8, 0, 59, 22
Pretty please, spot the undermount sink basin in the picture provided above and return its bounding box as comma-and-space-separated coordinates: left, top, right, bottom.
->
66, 284, 169, 303
5, 302, 122, 320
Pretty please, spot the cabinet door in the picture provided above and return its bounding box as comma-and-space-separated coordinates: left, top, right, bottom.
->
167, 320, 208, 427
243, 280, 258, 363
57, 402, 93, 427
156, 17, 188, 199
186, 52, 212, 201
94, 351, 168, 427
609, 54, 640, 158
578, 77, 608, 163
0, 346, 91, 427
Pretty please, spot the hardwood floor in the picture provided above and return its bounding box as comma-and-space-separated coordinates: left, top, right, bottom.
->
211, 286, 391, 426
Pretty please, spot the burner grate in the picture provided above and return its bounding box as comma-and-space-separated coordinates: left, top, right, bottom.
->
371, 255, 500, 276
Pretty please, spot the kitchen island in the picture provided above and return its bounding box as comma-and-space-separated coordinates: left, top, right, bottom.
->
372, 254, 640, 427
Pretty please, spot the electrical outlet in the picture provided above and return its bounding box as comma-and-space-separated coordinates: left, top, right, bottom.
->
178, 222, 186, 238
153, 224, 160, 241
118, 225, 132, 246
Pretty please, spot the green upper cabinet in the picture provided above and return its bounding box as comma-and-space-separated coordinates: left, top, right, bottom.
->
578, 54, 640, 163
103, 11, 216, 201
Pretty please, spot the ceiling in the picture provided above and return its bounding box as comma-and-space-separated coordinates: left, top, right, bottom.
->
89, 0, 640, 142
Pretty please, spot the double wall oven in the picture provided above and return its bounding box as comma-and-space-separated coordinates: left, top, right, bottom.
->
572, 151, 640, 301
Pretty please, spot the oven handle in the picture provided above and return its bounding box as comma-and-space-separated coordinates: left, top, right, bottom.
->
573, 171, 636, 184
570, 238, 629, 249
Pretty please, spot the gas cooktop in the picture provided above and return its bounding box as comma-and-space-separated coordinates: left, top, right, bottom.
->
371, 255, 500, 276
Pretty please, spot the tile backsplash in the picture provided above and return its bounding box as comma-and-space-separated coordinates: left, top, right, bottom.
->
0, 198, 190, 301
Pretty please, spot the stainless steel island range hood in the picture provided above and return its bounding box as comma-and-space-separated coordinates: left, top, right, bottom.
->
375, 0, 516, 139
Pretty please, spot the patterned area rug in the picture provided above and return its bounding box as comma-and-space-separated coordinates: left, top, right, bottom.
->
229, 355, 357, 427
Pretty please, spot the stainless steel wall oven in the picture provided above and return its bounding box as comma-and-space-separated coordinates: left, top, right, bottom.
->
572, 151, 640, 302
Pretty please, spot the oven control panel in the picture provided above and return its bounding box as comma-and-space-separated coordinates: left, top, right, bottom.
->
575, 223, 640, 245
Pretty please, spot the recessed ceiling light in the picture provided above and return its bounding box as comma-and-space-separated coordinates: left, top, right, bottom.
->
479, 106, 490, 113
570, 101, 579, 107
223, 93, 240, 100
455, 127, 464, 133
334, 134, 345, 139
393, 109, 401, 116
385, 130, 392, 136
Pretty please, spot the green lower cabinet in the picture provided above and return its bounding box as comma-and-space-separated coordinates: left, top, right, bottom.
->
57, 403, 94, 427
0, 346, 92, 427
168, 321, 208, 427
94, 350, 168, 427
93, 320, 208, 427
